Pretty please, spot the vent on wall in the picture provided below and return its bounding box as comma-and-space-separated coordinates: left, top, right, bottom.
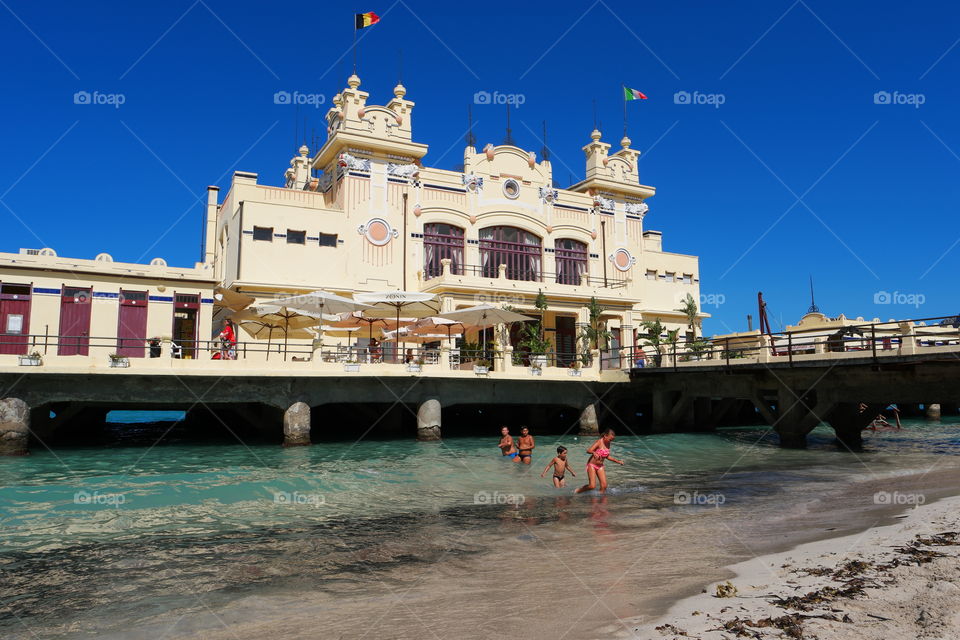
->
150, 258, 167, 267
95, 253, 113, 262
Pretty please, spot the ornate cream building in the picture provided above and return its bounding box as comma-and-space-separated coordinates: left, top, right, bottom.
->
0, 74, 703, 370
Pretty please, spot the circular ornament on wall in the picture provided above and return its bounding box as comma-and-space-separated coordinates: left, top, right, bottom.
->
610, 248, 636, 272
358, 218, 398, 246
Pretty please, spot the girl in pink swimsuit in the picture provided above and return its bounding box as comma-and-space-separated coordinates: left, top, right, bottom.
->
574, 429, 624, 494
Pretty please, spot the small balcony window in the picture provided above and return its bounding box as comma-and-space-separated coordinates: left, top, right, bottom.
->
253, 226, 273, 241
319, 233, 338, 248
287, 230, 306, 245
645, 270, 657, 281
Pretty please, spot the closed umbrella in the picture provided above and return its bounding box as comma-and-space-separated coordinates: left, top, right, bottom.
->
213, 287, 255, 312
354, 292, 441, 362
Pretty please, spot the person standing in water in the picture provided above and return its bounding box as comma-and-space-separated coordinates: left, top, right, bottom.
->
541, 446, 576, 487
516, 426, 535, 464
575, 429, 624, 494
498, 426, 520, 462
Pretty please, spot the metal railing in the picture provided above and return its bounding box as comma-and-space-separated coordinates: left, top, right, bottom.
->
424, 264, 627, 289
612, 314, 960, 372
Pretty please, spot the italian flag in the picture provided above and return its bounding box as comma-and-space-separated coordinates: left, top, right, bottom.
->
355, 12, 380, 29
624, 86, 648, 101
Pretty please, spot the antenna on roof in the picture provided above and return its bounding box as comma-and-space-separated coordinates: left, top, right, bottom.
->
466, 103, 476, 147
541, 120, 550, 161
398, 48, 403, 84
503, 101, 515, 146
807, 275, 820, 314
592, 99, 598, 131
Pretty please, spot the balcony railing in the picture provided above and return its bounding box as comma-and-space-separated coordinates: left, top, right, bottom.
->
424, 264, 626, 289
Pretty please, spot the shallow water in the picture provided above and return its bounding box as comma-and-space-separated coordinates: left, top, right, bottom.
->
1, 418, 958, 638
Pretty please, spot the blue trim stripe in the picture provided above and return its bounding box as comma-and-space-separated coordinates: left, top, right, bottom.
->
149, 296, 174, 302
33, 287, 60, 295
242, 230, 254, 235
348, 171, 370, 178
201, 298, 214, 304
92, 291, 119, 299
422, 183, 467, 194
555, 204, 590, 212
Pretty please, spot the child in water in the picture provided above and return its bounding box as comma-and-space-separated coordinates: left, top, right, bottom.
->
540, 446, 576, 488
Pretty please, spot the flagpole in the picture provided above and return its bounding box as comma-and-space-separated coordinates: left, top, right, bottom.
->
622, 84, 628, 138
352, 14, 358, 75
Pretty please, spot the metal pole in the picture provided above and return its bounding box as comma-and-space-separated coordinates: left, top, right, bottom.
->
600, 219, 608, 288
788, 333, 793, 366
871, 324, 877, 361
725, 337, 730, 368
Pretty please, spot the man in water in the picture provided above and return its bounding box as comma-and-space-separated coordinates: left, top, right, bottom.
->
517, 426, 535, 464
498, 426, 520, 462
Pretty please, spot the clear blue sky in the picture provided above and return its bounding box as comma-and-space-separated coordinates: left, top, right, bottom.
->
1, 0, 958, 334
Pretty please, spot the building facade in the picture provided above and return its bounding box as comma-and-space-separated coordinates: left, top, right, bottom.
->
208, 75, 703, 364
0, 74, 703, 370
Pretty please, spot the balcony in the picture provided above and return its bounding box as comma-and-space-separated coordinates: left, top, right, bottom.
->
421, 261, 626, 298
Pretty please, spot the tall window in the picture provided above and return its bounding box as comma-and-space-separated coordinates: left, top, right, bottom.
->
555, 238, 588, 285
423, 223, 464, 278
479, 226, 542, 281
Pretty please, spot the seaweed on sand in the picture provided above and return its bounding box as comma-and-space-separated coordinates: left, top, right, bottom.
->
771, 579, 869, 611
715, 613, 843, 639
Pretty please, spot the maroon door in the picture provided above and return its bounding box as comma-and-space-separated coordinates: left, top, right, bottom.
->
172, 293, 200, 359
0, 283, 32, 355
555, 316, 576, 367
117, 290, 148, 357
58, 287, 92, 355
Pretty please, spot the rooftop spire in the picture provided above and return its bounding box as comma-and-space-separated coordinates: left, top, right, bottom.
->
807, 275, 820, 314
541, 120, 550, 161
466, 103, 476, 148
503, 102, 515, 146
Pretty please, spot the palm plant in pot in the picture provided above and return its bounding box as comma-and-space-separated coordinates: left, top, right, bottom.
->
519, 289, 551, 370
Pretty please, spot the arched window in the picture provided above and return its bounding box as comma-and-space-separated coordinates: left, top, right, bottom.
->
555, 238, 588, 285
423, 223, 464, 278
479, 226, 542, 281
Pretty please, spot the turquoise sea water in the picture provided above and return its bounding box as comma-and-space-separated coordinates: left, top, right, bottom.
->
1, 417, 959, 638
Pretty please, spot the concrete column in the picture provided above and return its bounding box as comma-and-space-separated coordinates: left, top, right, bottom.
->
0, 398, 30, 456
283, 402, 311, 446
925, 403, 941, 421
417, 398, 441, 441
579, 403, 600, 436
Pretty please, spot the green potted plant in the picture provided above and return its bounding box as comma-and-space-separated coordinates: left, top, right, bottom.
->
19, 351, 42, 367
407, 356, 424, 373
519, 322, 552, 371
108, 353, 130, 368
343, 355, 360, 372
473, 357, 491, 375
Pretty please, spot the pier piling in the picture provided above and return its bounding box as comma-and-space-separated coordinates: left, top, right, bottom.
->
0, 398, 30, 456
578, 403, 599, 435
417, 398, 441, 441
283, 402, 311, 446
925, 403, 942, 421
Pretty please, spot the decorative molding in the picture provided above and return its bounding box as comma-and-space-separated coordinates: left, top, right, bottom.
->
358, 218, 398, 246
462, 173, 484, 193
593, 195, 614, 210
388, 162, 419, 178
538, 187, 558, 204
625, 202, 649, 218
338, 152, 371, 172
609, 248, 636, 272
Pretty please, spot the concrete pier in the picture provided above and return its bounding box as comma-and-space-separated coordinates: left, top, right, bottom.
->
925, 403, 942, 421
0, 398, 30, 456
283, 402, 311, 446
417, 398, 441, 441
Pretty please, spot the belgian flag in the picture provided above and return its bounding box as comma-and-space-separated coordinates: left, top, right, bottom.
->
355, 12, 380, 29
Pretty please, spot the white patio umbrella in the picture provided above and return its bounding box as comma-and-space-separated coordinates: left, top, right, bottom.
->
231, 307, 321, 361
264, 291, 371, 346
437, 304, 533, 356
354, 291, 441, 361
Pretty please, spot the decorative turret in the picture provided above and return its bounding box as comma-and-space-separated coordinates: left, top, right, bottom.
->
284, 144, 312, 190
569, 128, 654, 201
312, 75, 428, 174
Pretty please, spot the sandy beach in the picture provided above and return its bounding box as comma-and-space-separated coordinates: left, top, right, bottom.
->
617, 492, 960, 640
